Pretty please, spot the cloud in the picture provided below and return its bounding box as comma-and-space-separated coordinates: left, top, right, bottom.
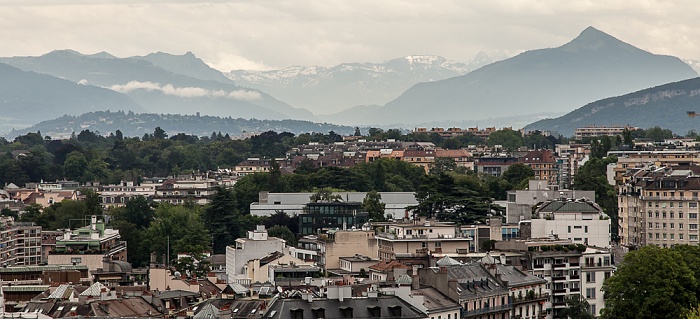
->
109, 81, 261, 100
0, 1, 699, 71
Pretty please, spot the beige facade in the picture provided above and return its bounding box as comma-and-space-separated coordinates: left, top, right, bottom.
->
321, 230, 377, 269
376, 219, 472, 261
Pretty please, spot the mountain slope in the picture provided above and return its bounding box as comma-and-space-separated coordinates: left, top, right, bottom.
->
340, 27, 698, 126
133, 51, 235, 84
227, 54, 500, 114
0, 62, 143, 132
524, 77, 700, 137
0, 50, 315, 121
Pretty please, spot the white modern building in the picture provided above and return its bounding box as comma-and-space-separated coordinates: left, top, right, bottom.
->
506, 179, 595, 224
225, 225, 286, 285
529, 198, 612, 248
250, 191, 418, 219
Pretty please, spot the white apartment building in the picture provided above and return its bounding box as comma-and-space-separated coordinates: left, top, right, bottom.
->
529, 198, 611, 248
225, 225, 286, 285
506, 180, 595, 224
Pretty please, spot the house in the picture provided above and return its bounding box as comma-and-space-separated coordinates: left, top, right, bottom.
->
225, 225, 286, 285
376, 218, 472, 261
419, 262, 511, 319
47, 215, 127, 273
368, 260, 410, 282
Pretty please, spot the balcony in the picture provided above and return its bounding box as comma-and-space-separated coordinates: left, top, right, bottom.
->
512, 293, 549, 306
461, 304, 511, 317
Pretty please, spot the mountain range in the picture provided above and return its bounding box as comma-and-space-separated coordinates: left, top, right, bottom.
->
0, 62, 143, 130
226, 52, 504, 114
524, 77, 700, 137
324, 27, 698, 126
0, 50, 316, 124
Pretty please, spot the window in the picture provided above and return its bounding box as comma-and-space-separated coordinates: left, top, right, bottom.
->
585, 226, 588, 233
692, 235, 699, 241
568, 226, 571, 233
586, 272, 596, 283
663, 212, 667, 218
656, 212, 660, 218
70, 257, 82, 264
680, 203, 684, 208
671, 223, 675, 229
663, 223, 667, 229
590, 305, 596, 315
656, 233, 660, 239
656, 223, 660, 229
648, 212, 653, 218
691, 203, 698, 209
681, 234, 685, 240
671, 203, 675, 208
586, 288, 596, 299
690, 224, 698, 230
671, 212, 675, 218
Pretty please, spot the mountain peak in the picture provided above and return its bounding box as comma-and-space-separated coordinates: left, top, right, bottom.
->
560, 26, 635, 52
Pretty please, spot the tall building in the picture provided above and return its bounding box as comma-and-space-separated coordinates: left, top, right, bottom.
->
528, 198, 611, 248
618, 165, 700, 248
0, 217, 42, 267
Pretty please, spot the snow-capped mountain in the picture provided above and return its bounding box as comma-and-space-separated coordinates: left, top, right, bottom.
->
226, 53, 502, 114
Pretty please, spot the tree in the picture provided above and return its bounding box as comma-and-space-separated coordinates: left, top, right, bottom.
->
487, 129, 523, 151
203, 186, 239, 254
153, 127, 168, 139
429, 157, 457, 175
559, 295, 594, 319
601, 246, 697, 319
267, 225, 297, 247
144, 203, 211, 265
362, 190, 386, 221
501, 163, 534, 189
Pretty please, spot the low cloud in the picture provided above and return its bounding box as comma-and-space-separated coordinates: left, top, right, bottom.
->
109, 81, 261, 101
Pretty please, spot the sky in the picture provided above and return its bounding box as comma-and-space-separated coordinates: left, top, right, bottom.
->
1, 0, 699, 71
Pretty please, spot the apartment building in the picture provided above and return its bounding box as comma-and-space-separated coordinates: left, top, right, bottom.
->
505, 179, 595, 224
376, 218, 472, 261
47, 215, 127, 273
529, 198, 612, 248
0, 217, 42, 266
153, 176, 218, 205
574, 125, 637, 140
618, 166, 700, 248
521, 150, 559, 186
496, 239, 613, 319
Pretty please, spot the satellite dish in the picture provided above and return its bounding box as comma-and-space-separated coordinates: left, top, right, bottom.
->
277, 286, 283, 293
173, 271, 182, 279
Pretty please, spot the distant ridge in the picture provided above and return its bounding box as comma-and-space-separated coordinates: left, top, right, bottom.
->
524, 77, 700, 136
5, 111, 356, 140
332, 26, 698, 126
0, 62, 143, 131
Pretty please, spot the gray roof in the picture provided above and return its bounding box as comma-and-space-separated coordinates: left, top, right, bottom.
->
0, 265, 88, 273
436, 256, 462, 266
79, 282, 107, 297
411, 287, 462, 312
193, 303, 220, 319
442, 263, 509, 299
538, 200, 600, 213
395, 274, 413, 286
227, 282, 249, 295
266, 296, 426, 319
496, 264, 546, 288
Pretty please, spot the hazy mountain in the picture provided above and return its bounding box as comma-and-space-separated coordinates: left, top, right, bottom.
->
524, 77, 700, 137
684, 59, 700, 75
334, 27, 698, 126
0, 62, 142, 133
0, 50, 316, 121
134, 51, 235, 84
226, 53, 501, 114
5, 111, 355, 140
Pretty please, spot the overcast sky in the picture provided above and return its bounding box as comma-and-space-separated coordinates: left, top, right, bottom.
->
1, 0, 699, 71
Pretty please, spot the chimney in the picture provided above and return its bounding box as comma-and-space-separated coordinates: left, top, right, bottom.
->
91, 215, 97, 230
